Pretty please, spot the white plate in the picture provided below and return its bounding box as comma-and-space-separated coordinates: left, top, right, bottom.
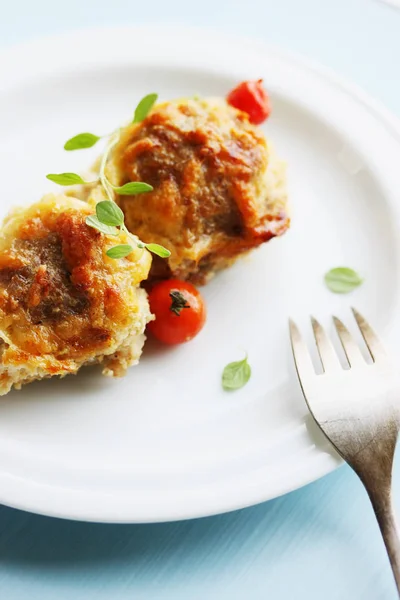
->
0, 26, 399, 523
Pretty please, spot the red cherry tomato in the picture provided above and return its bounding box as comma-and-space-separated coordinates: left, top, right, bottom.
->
147, 279, 206, 345
227, 79, 271, 125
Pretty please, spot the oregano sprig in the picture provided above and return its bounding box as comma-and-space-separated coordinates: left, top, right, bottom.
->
222, 354, 251, 391
324, 267, 363, 294
85, 215, 118, 236
133, 93, 158, 123
96, 200, 124, 226
106, 245, 133, 259
86, 199, 171, 259
46, 173, 94, 186
114, 182, 153, 195
64, 133, 101, 151
45, 94, 169, 260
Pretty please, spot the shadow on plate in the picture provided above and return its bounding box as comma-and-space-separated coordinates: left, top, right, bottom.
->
0, 335, 172, 407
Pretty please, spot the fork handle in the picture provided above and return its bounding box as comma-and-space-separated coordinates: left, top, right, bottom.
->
367, 486, 400, 594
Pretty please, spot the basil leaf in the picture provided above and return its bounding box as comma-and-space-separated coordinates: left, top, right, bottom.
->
114, 182, 153, 195
222, 356, 251, 391
106, 244, 133, 259
64, 133, 100, 151
96, 201, 124, 226
145, 243, 171, 258
133, 93, 158, 123
324, 267, 363, 294
85, 215, 118, 236
46, 172, 86, 186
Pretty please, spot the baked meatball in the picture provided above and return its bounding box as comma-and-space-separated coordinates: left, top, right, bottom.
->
0, 194, 152, 395
101, 97, 288, 284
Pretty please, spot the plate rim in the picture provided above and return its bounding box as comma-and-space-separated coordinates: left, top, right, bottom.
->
0, 24, 399, 522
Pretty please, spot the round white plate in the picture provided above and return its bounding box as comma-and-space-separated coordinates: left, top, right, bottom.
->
0, 26, 399, 523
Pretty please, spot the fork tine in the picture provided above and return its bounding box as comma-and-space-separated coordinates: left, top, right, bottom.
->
311, 317, 341, 373
289, 319, 315, 379
351, 308, 386, 362
332, 316, 365, 367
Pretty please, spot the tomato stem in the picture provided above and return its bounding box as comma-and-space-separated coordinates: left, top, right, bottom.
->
169, 291, 190, 316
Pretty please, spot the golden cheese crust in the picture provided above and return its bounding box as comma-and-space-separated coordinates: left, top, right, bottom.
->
0, 195, 152, 395
104, 98, 289, 283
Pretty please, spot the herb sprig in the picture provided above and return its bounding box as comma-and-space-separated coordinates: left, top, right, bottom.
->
85, 200, 170, 259
46, 173, 94, 186
64, 133, 101, 151
46, 94, 170, 260
222, 355, 251, 391
324, 267, 363, 294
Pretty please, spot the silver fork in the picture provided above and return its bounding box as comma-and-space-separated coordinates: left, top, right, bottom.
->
289, 308, 400, 593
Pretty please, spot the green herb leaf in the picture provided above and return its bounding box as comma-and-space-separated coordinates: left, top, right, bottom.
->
324, 267, 363, 294
46, 172, 87, 186
145, 243, 171, 258
64, 133, 100, 151
96, 201, 124, 227
85, 215, 118, 236
222, 355, 251, 391
114, 182, 153, 195
133, 93, 158, 123
169, 290, 190, 316
106, 244, 133, 259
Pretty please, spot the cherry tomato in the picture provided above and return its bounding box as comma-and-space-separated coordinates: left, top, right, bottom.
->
147, 279, 206, 345
227, 79, 271, 125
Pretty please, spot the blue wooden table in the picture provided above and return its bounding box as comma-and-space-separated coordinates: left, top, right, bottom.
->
0, 1, 399, 598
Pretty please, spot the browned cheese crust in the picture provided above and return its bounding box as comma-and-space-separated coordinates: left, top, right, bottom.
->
108, 98, 289, 284
0, 195, 152, 395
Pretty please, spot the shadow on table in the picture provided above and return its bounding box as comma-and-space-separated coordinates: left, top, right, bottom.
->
0, 467, 350, 571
